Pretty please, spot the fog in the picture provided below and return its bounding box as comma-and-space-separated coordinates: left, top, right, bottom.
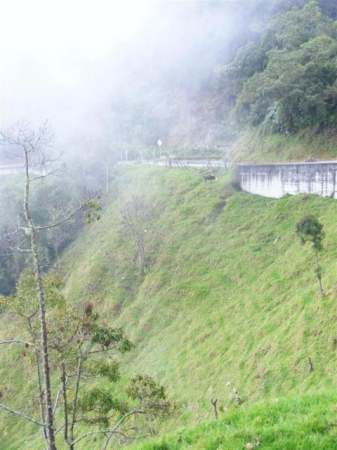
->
0, 0, 248, 159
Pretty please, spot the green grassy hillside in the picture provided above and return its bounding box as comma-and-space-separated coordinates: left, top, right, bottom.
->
231, 128, 337, 163
2, 165, 337, 448
63, 167, 337, 420
130, 392, 337, 450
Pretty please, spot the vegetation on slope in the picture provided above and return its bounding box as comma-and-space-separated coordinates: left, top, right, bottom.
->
141, 1, 337, 160
231, 2, 337, 133
63, 166, 337, 429
191, 0, 337, 159
3, 165, 337, 447
130, 392, 337, 450
0, 172, 90, 296
95, 1, 337, 158
231, 128, 337, 162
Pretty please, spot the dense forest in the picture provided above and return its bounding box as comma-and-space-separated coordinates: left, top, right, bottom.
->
201, 0, 337, 144
221, 0, 337, 133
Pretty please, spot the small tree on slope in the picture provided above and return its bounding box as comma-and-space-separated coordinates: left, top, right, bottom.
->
0, 122, 172, 448
0, 272, 173, 449
296, 215, 325, 297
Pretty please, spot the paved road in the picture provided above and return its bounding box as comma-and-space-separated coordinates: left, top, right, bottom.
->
136, 158, 231, 169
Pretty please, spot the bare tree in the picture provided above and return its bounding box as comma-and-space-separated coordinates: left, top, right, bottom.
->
0, 122, 100, 450
210, 398, 218, 419
120, 195, 155, 276
0, 122, 170, 449
0, 275, 173, 449
0, 122, 58, 449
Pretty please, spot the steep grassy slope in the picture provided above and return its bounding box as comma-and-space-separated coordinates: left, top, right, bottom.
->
232, 128, 337, 162
130, 392, 337, 450
2, 164, 337, 449
64, 166, 337, 418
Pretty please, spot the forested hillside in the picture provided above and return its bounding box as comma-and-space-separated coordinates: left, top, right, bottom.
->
216, 1, 337, 134
127, 0, 337, 157
0, 172, 100, 296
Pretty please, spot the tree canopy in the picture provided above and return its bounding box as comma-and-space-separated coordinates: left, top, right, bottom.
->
214, 1, 337, 134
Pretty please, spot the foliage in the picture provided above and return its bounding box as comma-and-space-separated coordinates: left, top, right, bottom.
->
129, 392, 337, 450
128, 375, 173, 417
0, 270, 172, 448
61, 167, 337, 429
230, 127, 337, 162
213, 1, 337, 136
296, 215, 325, 250
128, 376, 165, 403
296, 215, 325, 295
84, 198, 102, 224
3, 167, 337, 447
0, 174, 93, 296
120, 194, 159, 276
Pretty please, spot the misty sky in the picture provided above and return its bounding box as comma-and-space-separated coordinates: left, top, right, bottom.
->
0, 1, 155, 130
0, 1, 242, 149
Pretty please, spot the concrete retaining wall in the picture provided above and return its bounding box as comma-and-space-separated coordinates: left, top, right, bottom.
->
127, 158, 337, 200
237, 161, 337, 198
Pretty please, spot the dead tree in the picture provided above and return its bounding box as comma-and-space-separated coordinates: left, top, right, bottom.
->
2, 278, 174, 449
0, 122, 100, 450
120, 195, 155, 276
211, 398, 218, 419
0, 122, 57, 449
0, 123, 169, 450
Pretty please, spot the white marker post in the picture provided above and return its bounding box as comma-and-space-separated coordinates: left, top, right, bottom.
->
157, 139, 162, 159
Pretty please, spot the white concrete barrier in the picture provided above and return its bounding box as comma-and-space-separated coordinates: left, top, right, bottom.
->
237, 161, 337, 199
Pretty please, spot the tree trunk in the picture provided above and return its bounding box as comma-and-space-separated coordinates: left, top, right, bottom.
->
69, 355, 83, 450
314, 248, 324, 297
105, 164, 110, 194
26, 316, 47, 441
137, 238, 145, 276
24, 149, 57, 450
30, 222, 57, 450
61, 362, 71, 449
211, 399, 218, 419
35, 341, 47, 441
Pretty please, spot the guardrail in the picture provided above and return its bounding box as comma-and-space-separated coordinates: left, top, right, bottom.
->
141, 158, 231, 169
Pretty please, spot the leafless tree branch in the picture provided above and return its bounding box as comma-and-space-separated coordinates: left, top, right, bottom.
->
35, 205, 84, 231
0, 339, 33, 346
70, 409, 145, 448
53, 384, 63, 416
102, 409, 147, 450
0, 402, 45, 427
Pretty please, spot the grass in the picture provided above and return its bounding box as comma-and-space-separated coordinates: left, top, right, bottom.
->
63, 166, 337, 434
129, 392, 337, 450
231, 128, 337, 162
2, 164, 337, 448
65, 166, 337, 408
